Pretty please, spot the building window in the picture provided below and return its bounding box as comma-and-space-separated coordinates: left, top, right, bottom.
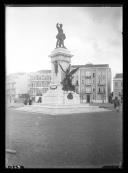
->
103, 75, 106, 80
93, 73, 95, 78
86, 79, 91, 85
86, 71, 91, 77
86, 87, 91, 93
115, 82, 118, 87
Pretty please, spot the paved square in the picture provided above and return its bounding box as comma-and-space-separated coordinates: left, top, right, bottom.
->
6, 108, 122, 168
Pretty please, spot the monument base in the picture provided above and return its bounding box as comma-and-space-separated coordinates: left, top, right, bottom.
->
41, 84, 80, 105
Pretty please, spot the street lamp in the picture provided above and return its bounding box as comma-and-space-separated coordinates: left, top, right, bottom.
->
102, 87, 105, 103
75, 80, 79, 94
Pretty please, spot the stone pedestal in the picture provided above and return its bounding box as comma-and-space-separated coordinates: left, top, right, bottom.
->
50, 47, 73, 85
41, 47, 80, 105
41, 89, 80, 105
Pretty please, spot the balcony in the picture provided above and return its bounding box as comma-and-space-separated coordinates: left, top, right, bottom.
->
85, 89, 92, 93
97, 83, 105, 86
85, 76, 91, 79
85, 91, 92, 94
85, 83, 92, 86
97, 91, 105, 94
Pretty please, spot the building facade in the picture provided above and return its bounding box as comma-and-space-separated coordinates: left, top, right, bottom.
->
113, 73, 123, 100
6, 64, 111, 104
28, 70, 51, 101
6, 73, 29, 103
71, 63, 111, 103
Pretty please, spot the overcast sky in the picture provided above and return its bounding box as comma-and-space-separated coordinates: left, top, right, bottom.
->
6, 6, 122, 81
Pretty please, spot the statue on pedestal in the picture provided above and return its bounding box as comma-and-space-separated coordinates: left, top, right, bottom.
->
56, 23, 66, 48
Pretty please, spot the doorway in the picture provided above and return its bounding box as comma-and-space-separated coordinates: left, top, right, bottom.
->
87, 94, 90, 103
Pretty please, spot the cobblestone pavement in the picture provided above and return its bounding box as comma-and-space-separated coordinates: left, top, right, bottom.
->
6, 109, 122, 168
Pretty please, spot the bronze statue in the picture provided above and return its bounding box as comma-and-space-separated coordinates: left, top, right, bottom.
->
56, 23, 66, 48
59, 63, 79, 92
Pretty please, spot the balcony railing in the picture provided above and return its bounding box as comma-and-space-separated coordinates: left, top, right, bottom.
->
85, 91, 92, 93
98, 83, 105, 86
85, 83, 92, 86
85, 76, 91, 78
97, 92, 105, 94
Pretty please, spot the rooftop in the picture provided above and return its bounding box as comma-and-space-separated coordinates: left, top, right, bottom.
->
71, 64, 109, 68
115, 73, 123, 78
37, 70, 51, 73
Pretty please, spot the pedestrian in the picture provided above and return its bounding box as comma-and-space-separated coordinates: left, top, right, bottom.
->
114, 97, 120, 112
29, 98, 32, 105
24, 99, 27, 105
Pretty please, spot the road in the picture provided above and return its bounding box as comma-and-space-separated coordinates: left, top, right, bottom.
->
6, 108, 122, 168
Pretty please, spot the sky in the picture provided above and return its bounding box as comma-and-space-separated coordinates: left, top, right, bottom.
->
6, 6, 122, 83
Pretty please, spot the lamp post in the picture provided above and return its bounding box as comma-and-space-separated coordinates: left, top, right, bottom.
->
75, 80, 79, 94
102, 87, 105, 104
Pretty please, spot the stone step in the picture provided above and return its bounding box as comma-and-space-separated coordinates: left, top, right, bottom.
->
14, 105, 111, 115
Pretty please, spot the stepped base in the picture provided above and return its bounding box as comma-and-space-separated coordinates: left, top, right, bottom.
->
14, 104, 111, 115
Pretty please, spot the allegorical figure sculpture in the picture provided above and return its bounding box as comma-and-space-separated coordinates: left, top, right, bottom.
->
56, 23, 66, 48
59, 64, 79, 92
54, 61, 58, 75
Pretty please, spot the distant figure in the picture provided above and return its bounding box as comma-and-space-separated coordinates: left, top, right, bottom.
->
24, 98, 28, 105
29, 98, 32, 105
38, 97, 42, 103
56, 23, 66, 48
114, 97, 120, 112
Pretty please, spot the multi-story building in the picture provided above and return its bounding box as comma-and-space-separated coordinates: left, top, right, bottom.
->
6, 76, 16, 103
113, 73, 123, 100
28, 70, 51, 101
6, 73, 29, 103
71, 63, 111, 103
6, 63, 112, 104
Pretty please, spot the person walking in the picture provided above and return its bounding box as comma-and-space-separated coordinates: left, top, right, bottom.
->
114, 97, 120, 112
29, 97, 32, 105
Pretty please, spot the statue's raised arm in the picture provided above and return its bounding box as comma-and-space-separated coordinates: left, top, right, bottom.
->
56, 23, 59, 30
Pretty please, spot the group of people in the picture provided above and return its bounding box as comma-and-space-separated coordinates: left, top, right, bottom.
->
24, 97, 42, 105
24, 97, 32, 105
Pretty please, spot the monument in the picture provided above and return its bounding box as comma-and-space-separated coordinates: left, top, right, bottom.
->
41, 23, 80, 105
15, 23, 111, 115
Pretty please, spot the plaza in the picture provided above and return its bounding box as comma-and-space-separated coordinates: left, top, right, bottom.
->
6, 7, 122, 169
6, 106, 122, 168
